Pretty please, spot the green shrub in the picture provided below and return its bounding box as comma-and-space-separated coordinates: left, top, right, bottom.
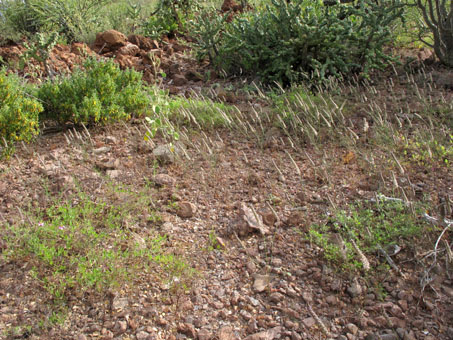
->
0, 0, 43, 42
192, 0, 404, 85
0, 69, 42, 154
37, 58, 150, 125
141, 0, 201, 38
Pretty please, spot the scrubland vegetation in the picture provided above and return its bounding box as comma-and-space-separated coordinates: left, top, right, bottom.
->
0, 0, 452, 339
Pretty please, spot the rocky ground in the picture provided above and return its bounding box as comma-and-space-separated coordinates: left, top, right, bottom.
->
0, 30, 453, 340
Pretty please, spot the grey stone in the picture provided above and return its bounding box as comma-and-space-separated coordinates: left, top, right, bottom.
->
153, 143, 184, 163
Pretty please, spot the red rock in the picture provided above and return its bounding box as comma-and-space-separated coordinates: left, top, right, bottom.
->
95, 30, 127, 49
117, 43, 140, 56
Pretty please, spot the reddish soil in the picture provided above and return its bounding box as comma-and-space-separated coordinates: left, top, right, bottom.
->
0, 31, 452, 340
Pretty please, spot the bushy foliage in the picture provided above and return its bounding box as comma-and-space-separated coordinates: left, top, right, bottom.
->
0, 69, 42, 154
0, 0, 111, 43
37, 58, 150, 125
141, 0, 200, 38
192, 0, 404, 85
0, 0, 42, 40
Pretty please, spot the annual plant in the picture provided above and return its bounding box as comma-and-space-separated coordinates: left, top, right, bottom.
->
37, 57, 150, 125
0, 69, 43, 157
308, 198, 430, 272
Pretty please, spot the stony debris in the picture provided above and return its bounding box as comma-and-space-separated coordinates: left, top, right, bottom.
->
153, 173, 176, 187
177, 201, 197, 218
244, 326, 282, 340
347, 278, 363, 298
252, 274, 270, 293
153, 143, 184, 163
233, 202, 269, 236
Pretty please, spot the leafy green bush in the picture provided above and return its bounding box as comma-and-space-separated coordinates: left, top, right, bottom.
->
192, 0, 404, 85
141, 0, 201, 38
37, 58, 150, 125
0, 69, 43, 154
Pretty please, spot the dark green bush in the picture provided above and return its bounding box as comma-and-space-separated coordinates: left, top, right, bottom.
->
0, 69, 43, 154
37, 58, 150, 125
192, 0, 404, 85
141, 0, 200, 38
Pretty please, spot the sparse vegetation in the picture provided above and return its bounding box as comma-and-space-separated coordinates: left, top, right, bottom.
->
2, 182, 194, 305
308, 198, 431, 272
0, 0, 452, 339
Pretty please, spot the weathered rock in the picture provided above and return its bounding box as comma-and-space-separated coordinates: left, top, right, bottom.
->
218, 325, 237, 340
177, 201, 197, 218
117, 43, 140, 56
326, 295, 338, 305
178, 322, 197, 338
136, 331, 150, 340
253, 274, 270, 293
302, 317, 316, 329
345, 323, 358, 335
244, 327, 282, 340
153, 174, 176, 187
172, 73, 188, 86
233, 202, 269, 236
95, 30, 127, 49
198, 328, 213, 340
153, 143, 184, 163
347, 279, 363, 298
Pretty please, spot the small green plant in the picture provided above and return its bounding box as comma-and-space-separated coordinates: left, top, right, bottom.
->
0, 69, 43, 157
308, 198, 430, 273
141, 0, 200, 38
20, 32, 60, 78
205, 228, 222, 251
168, 96, 233, 129
1, 182, 195, 304
37, 57, 150, 125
